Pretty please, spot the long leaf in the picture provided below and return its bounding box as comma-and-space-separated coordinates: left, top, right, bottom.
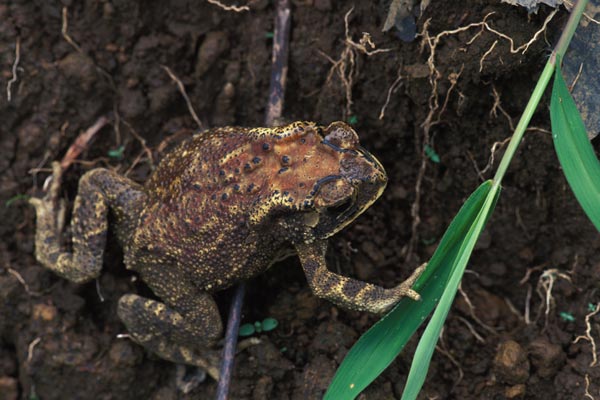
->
550, 62, 600, 232
401, 185, 500, 399
325, 180, 496, 399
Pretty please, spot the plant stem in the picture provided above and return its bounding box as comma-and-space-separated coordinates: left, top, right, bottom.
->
552, 0, 589, 64
492, 0, 589, 189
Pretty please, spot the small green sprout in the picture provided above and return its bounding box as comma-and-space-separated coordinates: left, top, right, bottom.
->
265, 32, 274, 39
559, 311, 575, 322
239, 324, 255, 337
424, 145, 440, 163
261, 317, 278, 331
239, 317, 279, 337
588, 303, 598, 312
348, 115, 358, 125
108, 145, 125, 160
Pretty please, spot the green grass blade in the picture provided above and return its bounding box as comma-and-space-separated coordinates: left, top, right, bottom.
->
324, 180, 496, 400
551, 62, 600, 231
401, 186, 500, 399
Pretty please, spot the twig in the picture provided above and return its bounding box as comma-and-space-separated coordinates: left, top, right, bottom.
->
573, 303, 600, 367
265, 0, 291, 127
6, 37, 21, 102
60, 116, 109, 171
161, 65, 204, 131
207, 0, 250, 12
216, 1, 291, 398
216, 284, 246, 399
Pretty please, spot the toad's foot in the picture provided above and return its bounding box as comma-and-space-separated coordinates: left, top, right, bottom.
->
391, 262, 427, 302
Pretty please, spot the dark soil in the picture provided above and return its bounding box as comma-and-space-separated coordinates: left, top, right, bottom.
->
1, 1, 599, 399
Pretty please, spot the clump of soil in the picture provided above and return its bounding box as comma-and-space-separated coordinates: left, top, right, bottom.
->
1, 1, 599, 399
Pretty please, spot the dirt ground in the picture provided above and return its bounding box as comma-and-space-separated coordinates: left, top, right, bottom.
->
1, 1, 599, 399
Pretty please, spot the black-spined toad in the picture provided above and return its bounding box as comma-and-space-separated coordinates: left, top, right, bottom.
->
30, 121, 422, 375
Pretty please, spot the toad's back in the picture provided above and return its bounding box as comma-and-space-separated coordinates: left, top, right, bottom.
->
128, 122, 341, 290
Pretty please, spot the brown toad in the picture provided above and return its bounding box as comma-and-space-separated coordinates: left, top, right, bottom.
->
30, 121, 422, 375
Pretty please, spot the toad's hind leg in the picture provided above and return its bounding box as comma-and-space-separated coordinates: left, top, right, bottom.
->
117, 265, 223, 377
29, 162, 145, 283
117, 291, 223, 380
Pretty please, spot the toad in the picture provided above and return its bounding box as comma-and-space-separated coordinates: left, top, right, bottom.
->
30, 121, 423, 374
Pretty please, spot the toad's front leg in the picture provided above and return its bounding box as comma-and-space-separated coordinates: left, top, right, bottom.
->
29, 162, 145, 283
295, 240, 425, 314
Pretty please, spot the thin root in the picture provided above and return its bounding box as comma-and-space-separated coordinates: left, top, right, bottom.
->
319, 7, 392, 118
161, 65, 204, 131
379, 65, 404, 120
573, 303, 600, 367
584, 374, 595, 400
435, 342, 464, 390
563, 0, 600, 25
206, 0, 250, 12
8, 268, 43, 297
569, 62, 584, 91
61, 7, 83, 53
479, 40, 498, 73
123, 120, 154, 169
406, 10, 557, 255
457, 316, 486, 343
458, 284, 497, 335
27, 337, 41, 363
525, 284, 532, 325
6, 37, 21, 102
536, 268, 572, 329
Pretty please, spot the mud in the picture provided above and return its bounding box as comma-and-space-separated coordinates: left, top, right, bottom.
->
1, 1, 599, 399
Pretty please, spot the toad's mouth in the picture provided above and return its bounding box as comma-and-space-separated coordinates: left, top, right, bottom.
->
324, 190, 358, 222
312, 184, 364, 239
